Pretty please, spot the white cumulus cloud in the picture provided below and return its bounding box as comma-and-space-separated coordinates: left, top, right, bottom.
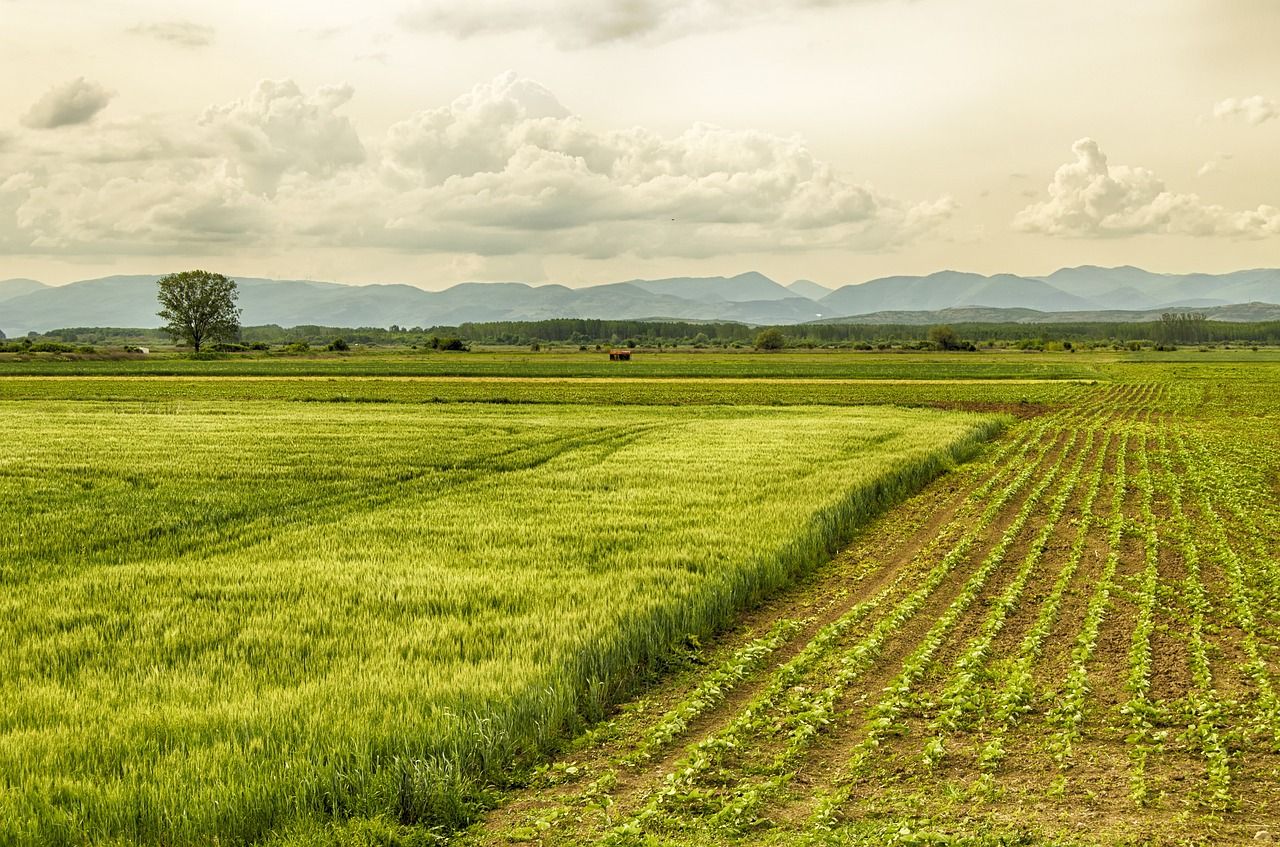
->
1014, 138, 1280, 239
1212, 95, 1278, 125
200, 80, 366, 195
371, 73, 952, 256
0, 72, 952, 259
15, 161, 270, 252
21, 78, 113, 129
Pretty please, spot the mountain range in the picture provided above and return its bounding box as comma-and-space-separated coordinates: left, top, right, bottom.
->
2, 266, 1278, 335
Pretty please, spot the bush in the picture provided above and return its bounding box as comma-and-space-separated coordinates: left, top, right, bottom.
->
249, 342, 270, 351
284, 342, 311, 353
327, 338, 350, 352
209, 343, 249, 353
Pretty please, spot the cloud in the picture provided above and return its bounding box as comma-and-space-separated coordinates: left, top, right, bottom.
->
0, 72, 951, 258
1014, 138, 1280, 239
401, 0, 866, 47
129, 21, 215, 47
14, 162, 271, 252
1212, 95, 1278, 126
21, 78, 113, 129
1196, 152, 1233, 178
200, 80, 366, 194
371, 72, 951, 256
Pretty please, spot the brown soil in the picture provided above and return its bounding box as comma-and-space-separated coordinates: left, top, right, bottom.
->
461, 393, 1274, 847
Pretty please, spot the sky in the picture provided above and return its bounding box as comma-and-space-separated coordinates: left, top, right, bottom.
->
1, 0, 1278, 289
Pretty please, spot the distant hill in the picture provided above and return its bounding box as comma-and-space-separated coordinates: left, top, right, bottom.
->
0, 278, 50, 303
1035, 266, 1280, 309
786, 279, 832, 300
819, 271, 1097, 314
0, 274, 827, 334
623, 271, 795, 303
2, 266, 1278, 334
812, 302, 1280, 325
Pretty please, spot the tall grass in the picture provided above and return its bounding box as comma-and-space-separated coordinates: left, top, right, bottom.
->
0, 401, 1001, 845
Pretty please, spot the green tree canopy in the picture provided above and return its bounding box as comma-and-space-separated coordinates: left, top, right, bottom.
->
157, 270, 241, 352
754, 328, 786, 350
928, 324, 960, 350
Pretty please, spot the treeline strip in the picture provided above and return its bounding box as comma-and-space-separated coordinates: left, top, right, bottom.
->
24, 317, 1280, 348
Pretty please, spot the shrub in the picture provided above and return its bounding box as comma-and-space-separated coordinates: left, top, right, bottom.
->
327, 338, 351, 352
284, 342, 311, 353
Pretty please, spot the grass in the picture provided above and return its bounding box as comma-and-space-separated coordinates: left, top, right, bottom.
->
0, 349, 1107, 380
4, 352, 1278, 846
0, 400, 1000, 846
0, 374, 1092, 410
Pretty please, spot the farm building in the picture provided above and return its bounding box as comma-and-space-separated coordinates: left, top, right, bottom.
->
609, 349, 632, 361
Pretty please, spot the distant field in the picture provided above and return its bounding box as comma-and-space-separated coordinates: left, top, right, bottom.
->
0, 374, 1092, 409
0, 401, 998, 846
0, 349, 1107, 380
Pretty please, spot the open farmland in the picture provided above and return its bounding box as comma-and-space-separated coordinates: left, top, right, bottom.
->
1, 351, 1277, 846
457, 359, 1280, 846
0, 398, 998, 845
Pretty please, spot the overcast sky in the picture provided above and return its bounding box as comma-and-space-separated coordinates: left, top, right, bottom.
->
2, 0, 1278, 288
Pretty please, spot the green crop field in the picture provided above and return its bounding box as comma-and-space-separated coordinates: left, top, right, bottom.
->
2, 351, 1278, 847
0, 398, 998, 846
0, 349, 1107, 380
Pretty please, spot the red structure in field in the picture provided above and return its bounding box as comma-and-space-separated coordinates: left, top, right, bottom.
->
609, 349, 632, 361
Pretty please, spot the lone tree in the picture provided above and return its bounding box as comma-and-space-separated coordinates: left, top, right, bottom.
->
157, 270, 241, 352
754, 328, 786, 350
928, 324, 961, 350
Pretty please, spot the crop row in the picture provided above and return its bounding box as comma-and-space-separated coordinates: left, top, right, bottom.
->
1177, 435, 1280, 746
606, 413, 1077, 838
1043, 430, 1129, 773
923, 427, 1115, 768
1153, 428, 1232, 809
1121, 427, 1162, 804
810, 426, 1089, 824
